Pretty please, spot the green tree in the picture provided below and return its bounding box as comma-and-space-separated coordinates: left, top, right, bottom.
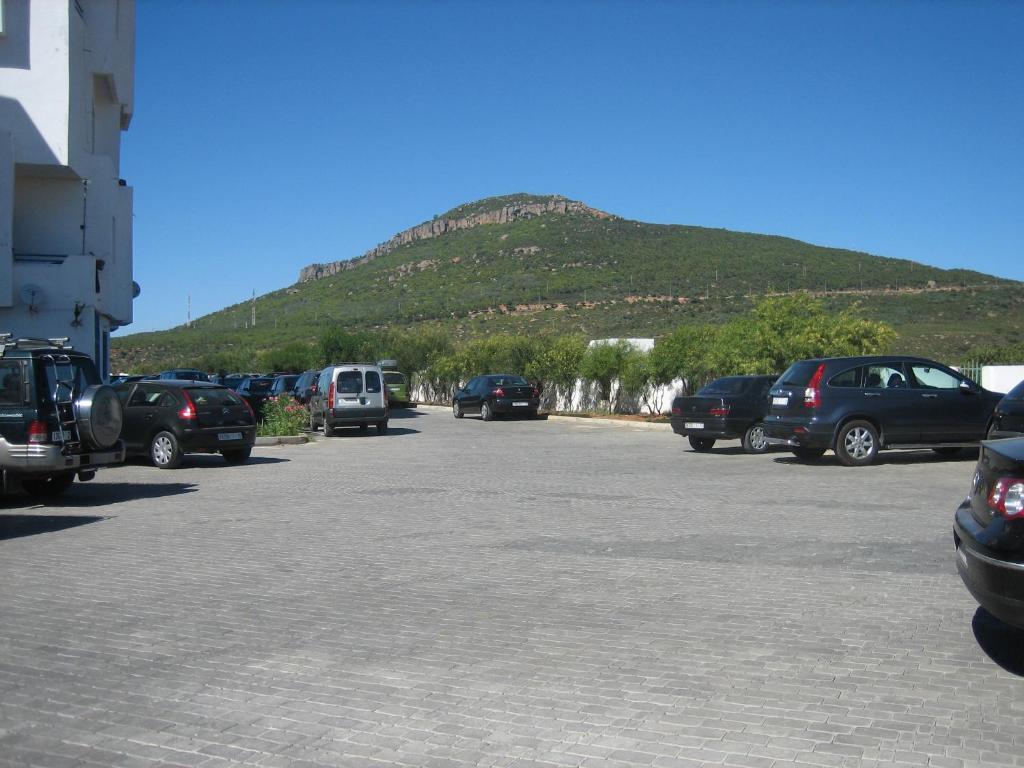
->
581, 340, 632, 408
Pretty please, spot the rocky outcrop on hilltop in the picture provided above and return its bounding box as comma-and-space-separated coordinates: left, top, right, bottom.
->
298, 197, 613, 283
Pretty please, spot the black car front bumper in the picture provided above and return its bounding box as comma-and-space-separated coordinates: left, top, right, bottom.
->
954, 501, 1024, 630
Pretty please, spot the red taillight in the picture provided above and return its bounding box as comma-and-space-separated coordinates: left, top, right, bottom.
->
709, 405, 730, 417
178, 390, 197, 421
532, 387, 540, 398
803, 363, 826, 409
988, 477, 1024, 519
328, 381, 336, 404
28, 420, 48, 444
492, 387, 505, 397
241, 397, 255, 420
672, 406, 681, 416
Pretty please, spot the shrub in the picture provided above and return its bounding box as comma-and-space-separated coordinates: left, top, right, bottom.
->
257, 394, 308, 436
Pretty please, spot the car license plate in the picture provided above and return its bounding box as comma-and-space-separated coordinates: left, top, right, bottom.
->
772, 396, 788, 406
684, 422, 704, 429
218, 432, 243, 441
513, 401, 529, 407
51, 431, 65, 442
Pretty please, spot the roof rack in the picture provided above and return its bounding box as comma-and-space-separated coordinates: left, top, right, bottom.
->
0, 334, 74, 356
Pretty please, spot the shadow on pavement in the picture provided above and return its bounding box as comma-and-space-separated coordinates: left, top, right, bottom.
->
124, 455, 288, 469
0, 514, 105, 541
7, 481, 199, 509
772, 449, 979, 468
324, 427, 420, 438
972, 608, 1024, 676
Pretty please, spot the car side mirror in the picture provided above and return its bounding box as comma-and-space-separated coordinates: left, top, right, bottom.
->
959, 380, 977, 394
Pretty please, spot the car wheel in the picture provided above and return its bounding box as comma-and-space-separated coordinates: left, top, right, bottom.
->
741, 423, 769, 454
835, 420, 879, 467
21, 472, 75, 498
377, 421, 388, 435
688, 436, 715, 452
791, 447, 826, 461
150, 430, 183, 469
309, 409, 317, 432
453, 400, 463, 419
481, 401, 494, 421
222, 448, 251, 464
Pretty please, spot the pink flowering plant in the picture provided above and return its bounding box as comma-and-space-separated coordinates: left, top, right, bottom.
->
257, 394, 309, 437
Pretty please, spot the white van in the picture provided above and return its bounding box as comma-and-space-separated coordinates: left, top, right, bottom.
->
309, 363, 389, 435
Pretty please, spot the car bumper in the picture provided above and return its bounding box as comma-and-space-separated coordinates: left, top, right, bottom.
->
669, 416, 739, 439
954, 502, 1024, 630
329, 407, 387, 425
178, 426, 256, 452
0, 438, 125, 475
491, 398, 539, 414
762, 416, 834, 449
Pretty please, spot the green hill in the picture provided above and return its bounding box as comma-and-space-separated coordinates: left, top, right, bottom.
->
113, 194, 1023, 370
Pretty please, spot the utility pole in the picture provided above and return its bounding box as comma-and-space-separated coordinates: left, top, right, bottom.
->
251, 290, 256, 327
187, 295, 191, 328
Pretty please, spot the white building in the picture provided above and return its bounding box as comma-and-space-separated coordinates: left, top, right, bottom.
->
0, 0, 136, 379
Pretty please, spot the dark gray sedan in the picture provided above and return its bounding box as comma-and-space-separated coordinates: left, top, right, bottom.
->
452, 374, 540, 421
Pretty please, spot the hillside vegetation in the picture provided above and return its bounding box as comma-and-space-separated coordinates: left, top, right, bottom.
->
113, 194, 1022, 371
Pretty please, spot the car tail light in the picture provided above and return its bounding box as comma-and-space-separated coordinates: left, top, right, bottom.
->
672, 406, 681, 416
532, 387, 540, 398
709, 405, 730, 417
328, 381, 336, 405
988, 477, 1024, 519
241, 397, 255, 420
803, 363, 826, 409
492, 387, 505, 397
178, 390, 197, 421
28, 420, 48, 444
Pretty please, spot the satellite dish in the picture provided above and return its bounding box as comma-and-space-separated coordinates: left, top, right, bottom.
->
19, 284, 46, 311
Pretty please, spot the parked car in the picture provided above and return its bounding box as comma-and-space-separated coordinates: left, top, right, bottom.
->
452, 374, 540, 421
383, 370, 411, 407
236, 376, 276, 420
111, 373, 147, 385
290, 369, 320, 404
157, 368, 209, 382
988, 379, 1024, 440
763, 355, 1003, 466
113, 380, 255, 468
221, 373, 250, 391
309, 363, 389, 435
670, 374, 777, 453
0, 335, 125, 497
270, 374, 299, 397
953, 436, 1024, 630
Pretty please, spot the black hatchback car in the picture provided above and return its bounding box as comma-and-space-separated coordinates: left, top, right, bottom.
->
989, 379, 1024, 440
954, 436, 1024, 630
114, 381, 256, 468
452, 374, 540, 421
670, 374, 777, 453
763, 355, 1003, 466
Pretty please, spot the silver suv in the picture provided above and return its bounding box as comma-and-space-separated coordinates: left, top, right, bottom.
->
0, 335, 125, 497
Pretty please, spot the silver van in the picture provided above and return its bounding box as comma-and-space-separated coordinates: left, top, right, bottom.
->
310, 363, 389, 435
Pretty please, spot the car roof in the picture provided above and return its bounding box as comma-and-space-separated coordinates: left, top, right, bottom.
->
796, 355, 948, 366
117, 379, 225, 388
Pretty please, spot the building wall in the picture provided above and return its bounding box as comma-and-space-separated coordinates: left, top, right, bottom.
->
0, 0, 135, 378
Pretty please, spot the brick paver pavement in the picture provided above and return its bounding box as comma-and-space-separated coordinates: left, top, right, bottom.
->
1, 406, 1022, 767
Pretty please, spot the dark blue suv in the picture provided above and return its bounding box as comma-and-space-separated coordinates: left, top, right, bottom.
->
763, 355, 1003, 466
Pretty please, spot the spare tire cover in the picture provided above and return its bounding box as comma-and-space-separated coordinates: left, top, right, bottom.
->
76, 384, 124, 449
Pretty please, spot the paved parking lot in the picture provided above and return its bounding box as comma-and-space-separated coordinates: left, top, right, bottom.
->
1, 406, 1023, 768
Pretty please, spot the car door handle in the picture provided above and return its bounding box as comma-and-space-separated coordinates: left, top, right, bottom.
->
864, 392, 881, 397
921, 394, 939, 399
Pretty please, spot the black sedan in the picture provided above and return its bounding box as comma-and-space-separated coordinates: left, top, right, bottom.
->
988, 378, 1024, 439
954, 436, 1024, 630
114, 381, 256, 469
670, 374, 777, 453
453, 374, 540, 421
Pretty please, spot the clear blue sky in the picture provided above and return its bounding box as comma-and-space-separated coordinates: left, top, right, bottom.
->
121, 0, 1023, 334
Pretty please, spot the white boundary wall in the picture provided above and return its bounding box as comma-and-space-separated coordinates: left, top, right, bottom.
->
983, 365, 1024, 394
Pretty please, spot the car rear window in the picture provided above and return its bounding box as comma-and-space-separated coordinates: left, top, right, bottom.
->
365, 371, 382, 393
699, 377, 747, 395
337, 371, 363, 394
488, 375, 529, 387
186, 387, 244, 407
0, 362, 23, 405
778, 361, 820, 387
248, 378, 275, 393
384, 372, 406, 385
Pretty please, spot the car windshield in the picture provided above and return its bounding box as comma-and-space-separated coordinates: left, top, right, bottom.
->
699, 377, 747, 395
488, 375, 529, 387
778, 361, 821, 387
186, 387, 244, 407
